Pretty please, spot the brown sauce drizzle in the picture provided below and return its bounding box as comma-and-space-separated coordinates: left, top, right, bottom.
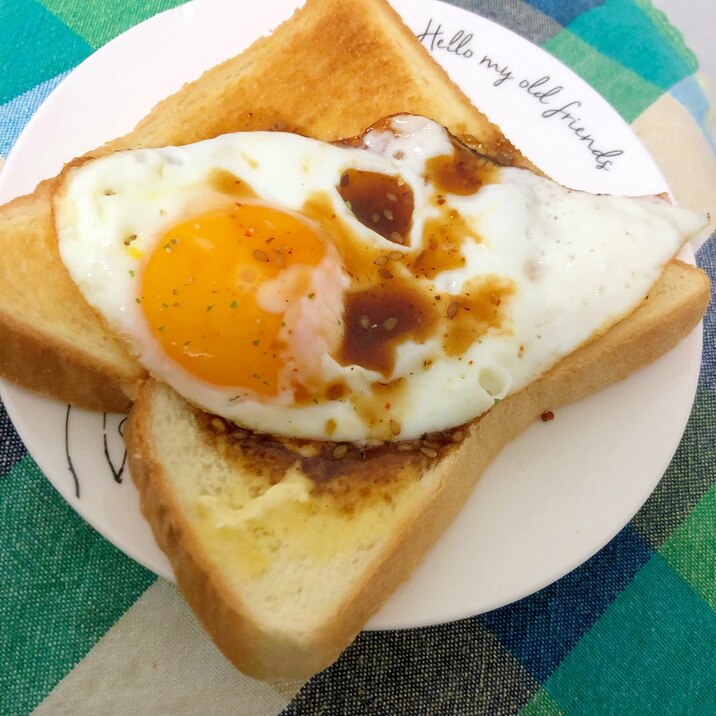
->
337, 169, 414, 244
196, 409, 467, 492
425, 136, 501, 195
202, 125, 511, 422
338, 284, 434, 375
207, 168, 259, 199
410, 211, 477, 280
442, 276, 515, 356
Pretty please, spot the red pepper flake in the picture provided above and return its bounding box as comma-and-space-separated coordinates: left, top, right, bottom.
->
540, 410, 555, 422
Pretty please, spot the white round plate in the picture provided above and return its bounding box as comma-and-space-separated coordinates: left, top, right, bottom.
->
0, 0, 701, 630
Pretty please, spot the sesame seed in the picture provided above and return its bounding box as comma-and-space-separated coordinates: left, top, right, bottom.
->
388, 251, 404, 261
211, 418, 226, 433
422, 439, 440, 450
253, 249, 269, 262
397, 443, 414, 452
378, 268, 393, 280
451, 430, 465, 442
333, 444, 348, 459
420, 447, 438, 458
359, 315, 371, 329
383, 208, 394, 221
389, 419, 401, 436
383, 317, 398, 331
371, 212, 381, 223
447, 301, 459, 319
386, 192, 398, 202
374, 255, 389, 265
298, 444, 320, 458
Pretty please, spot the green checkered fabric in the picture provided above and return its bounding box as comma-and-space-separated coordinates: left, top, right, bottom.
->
1, 1, 714, 714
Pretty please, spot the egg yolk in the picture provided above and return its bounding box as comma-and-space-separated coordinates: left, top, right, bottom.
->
141, 204, 326, 396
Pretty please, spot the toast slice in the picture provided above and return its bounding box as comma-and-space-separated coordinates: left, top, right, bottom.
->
2, 0, 711, 681
125, 259, 709, 681
0, 0, 534, 411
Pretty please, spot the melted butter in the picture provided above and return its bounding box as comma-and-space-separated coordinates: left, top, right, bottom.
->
191, 411, 465, 577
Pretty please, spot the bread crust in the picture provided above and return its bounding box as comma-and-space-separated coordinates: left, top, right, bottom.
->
0, 306, 134, 412
126, 259, 710, 680
0, 181, 145, 410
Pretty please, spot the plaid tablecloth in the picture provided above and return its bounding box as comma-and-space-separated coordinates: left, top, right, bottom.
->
1, 1, 715, 714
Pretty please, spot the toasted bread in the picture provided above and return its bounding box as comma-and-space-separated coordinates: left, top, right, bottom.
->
2, 0, 711, 683
0, 0, 534, 411
125, 259, 709, 681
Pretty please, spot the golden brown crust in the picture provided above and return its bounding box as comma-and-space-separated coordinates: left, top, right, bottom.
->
0, 307, 134, 412
0, 181, 145, 410
105, 0, 533, 167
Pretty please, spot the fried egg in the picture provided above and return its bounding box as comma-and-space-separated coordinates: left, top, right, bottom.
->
54, 115, 706, 443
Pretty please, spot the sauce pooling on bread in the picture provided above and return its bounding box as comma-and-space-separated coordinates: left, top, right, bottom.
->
54, 115, 706, 443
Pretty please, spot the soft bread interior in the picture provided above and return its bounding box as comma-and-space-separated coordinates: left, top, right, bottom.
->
126, 259, 709, 680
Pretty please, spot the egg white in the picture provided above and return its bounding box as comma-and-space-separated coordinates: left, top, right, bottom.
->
54, 117, 706, 443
